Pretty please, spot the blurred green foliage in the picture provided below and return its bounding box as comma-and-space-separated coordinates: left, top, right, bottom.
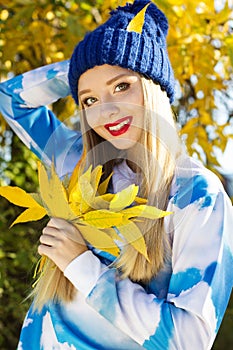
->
213, 295, 233, 349
0, 134, 48, 349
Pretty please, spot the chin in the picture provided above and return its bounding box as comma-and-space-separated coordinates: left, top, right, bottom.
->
109, 139, 137, 150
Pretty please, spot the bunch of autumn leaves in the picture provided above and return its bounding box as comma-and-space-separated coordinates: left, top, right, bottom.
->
0, 153, 171, 267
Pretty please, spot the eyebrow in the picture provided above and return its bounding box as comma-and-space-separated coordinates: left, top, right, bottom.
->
78, 73, 133, 97
106, 73, 132, 86
78, 89, 91, 97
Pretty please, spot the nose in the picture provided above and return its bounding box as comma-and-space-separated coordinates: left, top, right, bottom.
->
100, 101, 120, 120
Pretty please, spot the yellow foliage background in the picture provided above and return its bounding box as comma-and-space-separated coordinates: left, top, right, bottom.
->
0, 0, 232, 172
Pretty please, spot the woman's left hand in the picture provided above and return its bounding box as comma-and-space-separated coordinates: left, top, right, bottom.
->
38, 217, 88, 272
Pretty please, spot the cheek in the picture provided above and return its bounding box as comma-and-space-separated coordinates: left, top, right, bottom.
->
125, 81, 144, 104
137, 91, 144, 107
84, 110, 99, 130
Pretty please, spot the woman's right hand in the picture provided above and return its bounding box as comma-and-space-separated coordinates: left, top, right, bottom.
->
38, 217, 88, 272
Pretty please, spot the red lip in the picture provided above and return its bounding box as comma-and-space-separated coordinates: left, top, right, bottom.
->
104, 116, 133, 136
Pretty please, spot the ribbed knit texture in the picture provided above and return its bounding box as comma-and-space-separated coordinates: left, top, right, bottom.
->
68, 0, 175, 104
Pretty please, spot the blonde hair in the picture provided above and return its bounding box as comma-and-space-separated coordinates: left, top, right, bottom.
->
31, 76, 183, 310
115, 78, 183, 281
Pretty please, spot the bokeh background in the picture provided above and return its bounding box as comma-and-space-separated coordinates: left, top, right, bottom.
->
0, 1, 232, 349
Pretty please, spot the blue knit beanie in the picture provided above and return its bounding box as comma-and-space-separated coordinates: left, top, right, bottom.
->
68, 0, 175, 104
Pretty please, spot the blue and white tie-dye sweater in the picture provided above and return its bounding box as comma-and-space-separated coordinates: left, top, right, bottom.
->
0, 61, 232, 350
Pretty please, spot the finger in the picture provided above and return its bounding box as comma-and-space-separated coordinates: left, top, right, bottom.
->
42, 225, 59, 236
48, 217, 68, 229
38, 243, 54, 258
39, 233, 57, 246
62, 224, 86, 245
45, 219, 86, 246
48, 219, 82, 241
44, 217, 64, 231
46, 217, 58, 227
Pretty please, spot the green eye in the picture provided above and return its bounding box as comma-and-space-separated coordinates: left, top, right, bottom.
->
115, 82, 129, 92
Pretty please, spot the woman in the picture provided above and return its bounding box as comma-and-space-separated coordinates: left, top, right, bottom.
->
0, 1, 232, 349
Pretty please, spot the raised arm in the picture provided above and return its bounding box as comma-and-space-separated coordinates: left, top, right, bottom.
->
0, 60, 82, 178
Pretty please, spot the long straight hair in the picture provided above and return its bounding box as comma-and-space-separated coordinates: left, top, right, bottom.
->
112, 78, 183, 281
31, 76, 183, 310
78, 76, 183, 281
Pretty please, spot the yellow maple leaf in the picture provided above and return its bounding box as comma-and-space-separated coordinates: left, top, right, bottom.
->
121, 205, 172, 220
11, 207, 47, 227
91, 193, 115, 210
134, 196, 148, 204
97, 172, 113, 196
0, 186, 41, 208
0, 186, 47, 226
77, 166, 95, 213
68, 147, 86, 195
69, 182, 83, 206
69, 165, 94, 213
117, 222, 149, 261
90, 165, 103, 195
103, 227, 124, 243
38, 162, 76, 220
76, 223, 120, 257
109, 184, 139, 212
126, 3, 150, 34
82, 209, 123, 229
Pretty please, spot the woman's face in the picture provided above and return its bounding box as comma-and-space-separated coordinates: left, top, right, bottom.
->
78, 64, 144, 150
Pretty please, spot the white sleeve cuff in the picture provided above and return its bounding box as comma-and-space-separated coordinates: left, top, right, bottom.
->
64, 251, 107, 297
